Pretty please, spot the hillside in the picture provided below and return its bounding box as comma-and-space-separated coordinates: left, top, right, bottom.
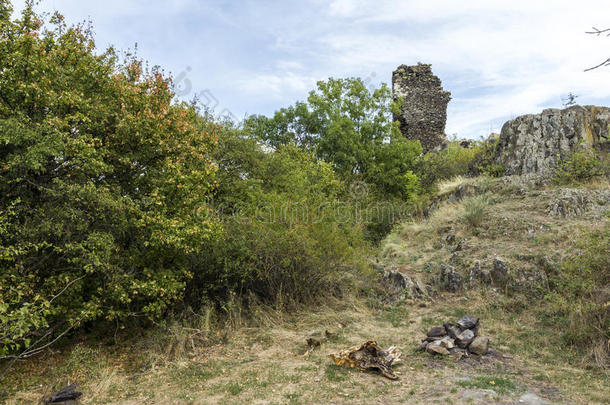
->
3, 176, 608, 405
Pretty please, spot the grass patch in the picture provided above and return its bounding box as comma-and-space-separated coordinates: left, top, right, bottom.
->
324, 364, 350, 382
383, 305, 410, 328
456, 376, 518, 395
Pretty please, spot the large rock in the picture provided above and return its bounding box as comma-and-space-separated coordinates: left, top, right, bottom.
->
456, 329, 475, 348
392, 63, 451, 152
380, 270, 428, 303
495, 105, 610, 176
457, 315, 479, 331
469, 336, 490, 355
438, 264, 463, 292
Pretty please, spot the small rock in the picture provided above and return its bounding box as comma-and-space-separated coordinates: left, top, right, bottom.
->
469, 336, 489, 355
427, 326, 446, 337
439, 336, 455, 349
456, 329, 475, 348
518, 392, 552, 405
426, 342, 449, 356
418, 341, 429, 351
444, 323, 461, 339
457, 315, 479, 331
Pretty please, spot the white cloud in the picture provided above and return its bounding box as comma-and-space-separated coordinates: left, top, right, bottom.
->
12, 0, 610, 138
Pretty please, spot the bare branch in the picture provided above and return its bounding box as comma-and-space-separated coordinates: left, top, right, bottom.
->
586, 27, 610, 36
585, 57, 610, 72
585, 27, 610, 71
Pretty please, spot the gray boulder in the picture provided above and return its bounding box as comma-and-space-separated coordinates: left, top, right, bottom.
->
427, 326, 446, 337
438, 264, 463, 292
495, 105, 610, 176
457, 315, 479, 331
491, 257, 509, 285
469, 336, 490, 355
456, 329, 475, 348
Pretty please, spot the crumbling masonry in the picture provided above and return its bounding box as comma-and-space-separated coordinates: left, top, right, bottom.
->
392, 64, 451, 151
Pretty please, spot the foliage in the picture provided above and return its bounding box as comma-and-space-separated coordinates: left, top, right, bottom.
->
0, 2, 218, 355
468, 135, 505, 178
552, 149, 609, 185
244, 78, 422, 198
186, 129, 371, 307
415, 141, 480, 191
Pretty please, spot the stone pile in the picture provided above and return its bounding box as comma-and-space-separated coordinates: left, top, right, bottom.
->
418, 315, 490, 359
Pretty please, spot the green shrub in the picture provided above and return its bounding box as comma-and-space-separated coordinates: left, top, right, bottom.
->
186, 131, 372, 308
468, 135, 505, 178
415, 141, 480, 191
552, 149, 609, 185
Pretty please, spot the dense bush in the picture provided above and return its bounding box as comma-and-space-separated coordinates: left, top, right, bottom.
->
0, 3, 219, 355
186, 129, 371, 307
415, 141, 480, 191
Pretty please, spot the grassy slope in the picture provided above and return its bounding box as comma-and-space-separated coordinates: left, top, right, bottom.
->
2, 176, 609, 404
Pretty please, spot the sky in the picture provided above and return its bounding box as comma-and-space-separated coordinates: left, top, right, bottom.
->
10, 0, 610, 139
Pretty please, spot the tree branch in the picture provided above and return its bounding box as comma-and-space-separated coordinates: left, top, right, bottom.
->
585, 27, 610, 71
586, 27, 610, 36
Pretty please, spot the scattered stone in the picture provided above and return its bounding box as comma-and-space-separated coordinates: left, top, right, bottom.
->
545, 188, 610, 218
329, 340, 402, 380
427, 326, 446, 337
456, 329, 475, 348
469, 336, 490, 355
469, 261, 491, 284
439, 264, 463, 292
392, 63, 451, 152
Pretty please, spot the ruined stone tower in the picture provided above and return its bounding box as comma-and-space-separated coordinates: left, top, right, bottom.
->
392, 64, 451, 151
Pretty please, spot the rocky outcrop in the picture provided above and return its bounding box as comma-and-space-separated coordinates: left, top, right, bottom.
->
392, 64, 451, 152
495, 105, 610, 176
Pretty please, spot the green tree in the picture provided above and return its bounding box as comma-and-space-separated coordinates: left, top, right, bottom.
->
0, 1, 218, 356
244, 78, 422, 198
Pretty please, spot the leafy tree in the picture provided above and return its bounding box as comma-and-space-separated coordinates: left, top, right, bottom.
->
186, 127, 369, 307
0, 1, 218, 356
244, 78, 422, 198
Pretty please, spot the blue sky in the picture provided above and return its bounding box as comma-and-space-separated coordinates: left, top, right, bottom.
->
11, 0, 610, 138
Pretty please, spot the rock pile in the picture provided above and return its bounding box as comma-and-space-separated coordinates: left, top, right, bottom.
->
418, 315, 490, 359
